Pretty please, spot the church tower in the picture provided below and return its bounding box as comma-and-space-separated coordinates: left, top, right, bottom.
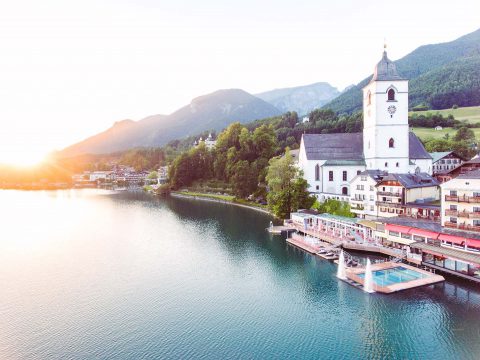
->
363, 48, 410, 173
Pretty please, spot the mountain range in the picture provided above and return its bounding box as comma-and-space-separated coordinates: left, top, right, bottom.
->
62, 27, 480, 157
62, 89, 282, 156
323, 27, 480, 113
255, 82, 340, 115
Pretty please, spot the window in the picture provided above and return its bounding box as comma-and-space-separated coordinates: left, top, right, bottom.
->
343, 171, 347, 181
370, 195, 374, 201
474, 220, 480, 226
370, 186, 374, 191
396, 162, 399, 168
474, 192, 480, 197
401, 233, 411, 240
450, 205, 457, 210
413, 235, 425, 242
385, 162, 388, 167
315, 164, 320, 181
387, 88, 395, 101
389, 138, 394, 148
389, 231, 400, 237
361, 176, 367, 181
342, 187, 348, 195
329, 171, 333, 181
474, 207, 480, 213
367, 92, 371, 105
315, 185, 319, 190
357, 170, 361, 175
370, 206, 374, 211
450, 217, 457, 224
450, 190, 457, 196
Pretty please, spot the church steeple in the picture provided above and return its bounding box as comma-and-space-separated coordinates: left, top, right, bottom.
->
371, 48, 404, 82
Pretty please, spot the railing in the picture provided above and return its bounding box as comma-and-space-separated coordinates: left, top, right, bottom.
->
377, 191, 402, 197
458, 223, 480, 232
445, 195, 480, 203
445, 195, 458, 201
444, 221, 458, 229
376, 201, 403, 208
444, 209, 458, 216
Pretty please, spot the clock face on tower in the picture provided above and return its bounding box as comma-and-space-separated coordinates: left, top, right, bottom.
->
388, 105, 397, 115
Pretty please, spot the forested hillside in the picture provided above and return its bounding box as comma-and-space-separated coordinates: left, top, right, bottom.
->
324, 28, 480, 113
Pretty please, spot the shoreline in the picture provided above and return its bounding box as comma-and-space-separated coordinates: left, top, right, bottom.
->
170, 191, 274, 217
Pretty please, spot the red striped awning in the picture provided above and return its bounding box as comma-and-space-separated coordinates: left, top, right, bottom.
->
438, 233, 465, 245
408, 228, 440, 239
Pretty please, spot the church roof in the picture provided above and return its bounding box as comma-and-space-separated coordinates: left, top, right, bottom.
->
409, 132, 432, 159
371, 51, 405, 82
302, 133, 364, 161
302, 132, 431, 161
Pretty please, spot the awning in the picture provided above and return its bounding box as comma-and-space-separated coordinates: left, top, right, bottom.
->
358, 220, 377, 230
389, 237, 415, 245
467, 238, 480, 248
411, 242, 480, 266
438, 233, 465, 245
408, 228, 440, 239
385, 224, 412, 233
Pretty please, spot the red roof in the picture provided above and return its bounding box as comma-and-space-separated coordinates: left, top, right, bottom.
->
438, 233, 465, 245
408, 228, 440, 239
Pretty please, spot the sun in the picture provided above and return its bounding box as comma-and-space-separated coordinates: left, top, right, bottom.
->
0, 150, 46, 167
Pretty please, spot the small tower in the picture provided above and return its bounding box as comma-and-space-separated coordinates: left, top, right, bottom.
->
363, 46, 409, 173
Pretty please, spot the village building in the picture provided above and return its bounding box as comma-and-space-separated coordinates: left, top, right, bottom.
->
298, 49, 433, 201
441, 169, 480, 233
430, 151, 465, 176
375, 172, 440, 219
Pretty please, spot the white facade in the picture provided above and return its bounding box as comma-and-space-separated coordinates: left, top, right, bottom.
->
441, 172, 480, 231
298, 49, 433, 203
349, 173, 379, 218
363, 80, 410, 173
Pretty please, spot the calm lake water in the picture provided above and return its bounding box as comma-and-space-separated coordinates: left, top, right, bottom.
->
1, 189, 480, 359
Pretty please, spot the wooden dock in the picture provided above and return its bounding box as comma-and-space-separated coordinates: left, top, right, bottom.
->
267, 225, 296, 235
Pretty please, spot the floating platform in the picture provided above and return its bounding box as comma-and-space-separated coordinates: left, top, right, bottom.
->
344, 262, 445, 294
316, 252, 339, 261
267, 226, 296, 235
286, 237, 319, 254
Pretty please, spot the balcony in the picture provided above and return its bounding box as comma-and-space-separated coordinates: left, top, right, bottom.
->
458, 223, 480, 232
444, 221, 458, 229
445, 195, 459, 202
444, 209, 458, 216
375, 201, 403, 209
456, 210, 480, 219
377, 191, 402, 197
445, 195, 480, 203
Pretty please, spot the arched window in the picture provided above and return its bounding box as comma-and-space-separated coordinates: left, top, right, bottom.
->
315, 164, 320, 181
385, 162, 388, 168
367, 92, 371, 105
342, 187, 348, 195
396, 162, 399, 167
389, 138, 394, 148
388, 89, 395, 101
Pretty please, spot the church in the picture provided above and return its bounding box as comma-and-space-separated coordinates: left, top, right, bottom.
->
298, 48, 433, 201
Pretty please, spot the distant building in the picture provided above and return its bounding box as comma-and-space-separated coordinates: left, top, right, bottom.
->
430, 151, 465, 176
302, 116, 310, 123
157, 166, 170, 184
437, 157, 480, 183
435, 126, 443, 131
350, 170, 387, 218
194, 133, 217, 150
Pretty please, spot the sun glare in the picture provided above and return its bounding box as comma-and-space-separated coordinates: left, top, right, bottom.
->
0, 150, 46, 167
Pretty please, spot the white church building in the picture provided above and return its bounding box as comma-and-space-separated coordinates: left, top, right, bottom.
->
298, 48, 433, 202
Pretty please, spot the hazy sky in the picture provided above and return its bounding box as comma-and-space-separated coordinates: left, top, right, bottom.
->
0, 0, 479, 164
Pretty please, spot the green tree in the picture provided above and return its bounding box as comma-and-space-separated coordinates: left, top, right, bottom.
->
266, 149, 315, 218
312, 199, 355, 217
453, 126, 475, 142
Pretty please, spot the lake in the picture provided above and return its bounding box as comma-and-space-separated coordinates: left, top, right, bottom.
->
0, 189, 479, 359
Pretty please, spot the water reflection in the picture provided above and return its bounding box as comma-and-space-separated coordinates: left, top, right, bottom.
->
0, 190, 479, 359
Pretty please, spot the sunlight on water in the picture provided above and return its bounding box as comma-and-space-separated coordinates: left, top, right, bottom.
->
0, 189, 479, 359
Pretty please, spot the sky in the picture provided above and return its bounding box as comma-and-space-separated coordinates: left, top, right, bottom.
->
0, 0, 479, 165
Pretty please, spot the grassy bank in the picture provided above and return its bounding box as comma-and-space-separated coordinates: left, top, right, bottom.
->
412, 126, 480, 141
410, 106, 480, 124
